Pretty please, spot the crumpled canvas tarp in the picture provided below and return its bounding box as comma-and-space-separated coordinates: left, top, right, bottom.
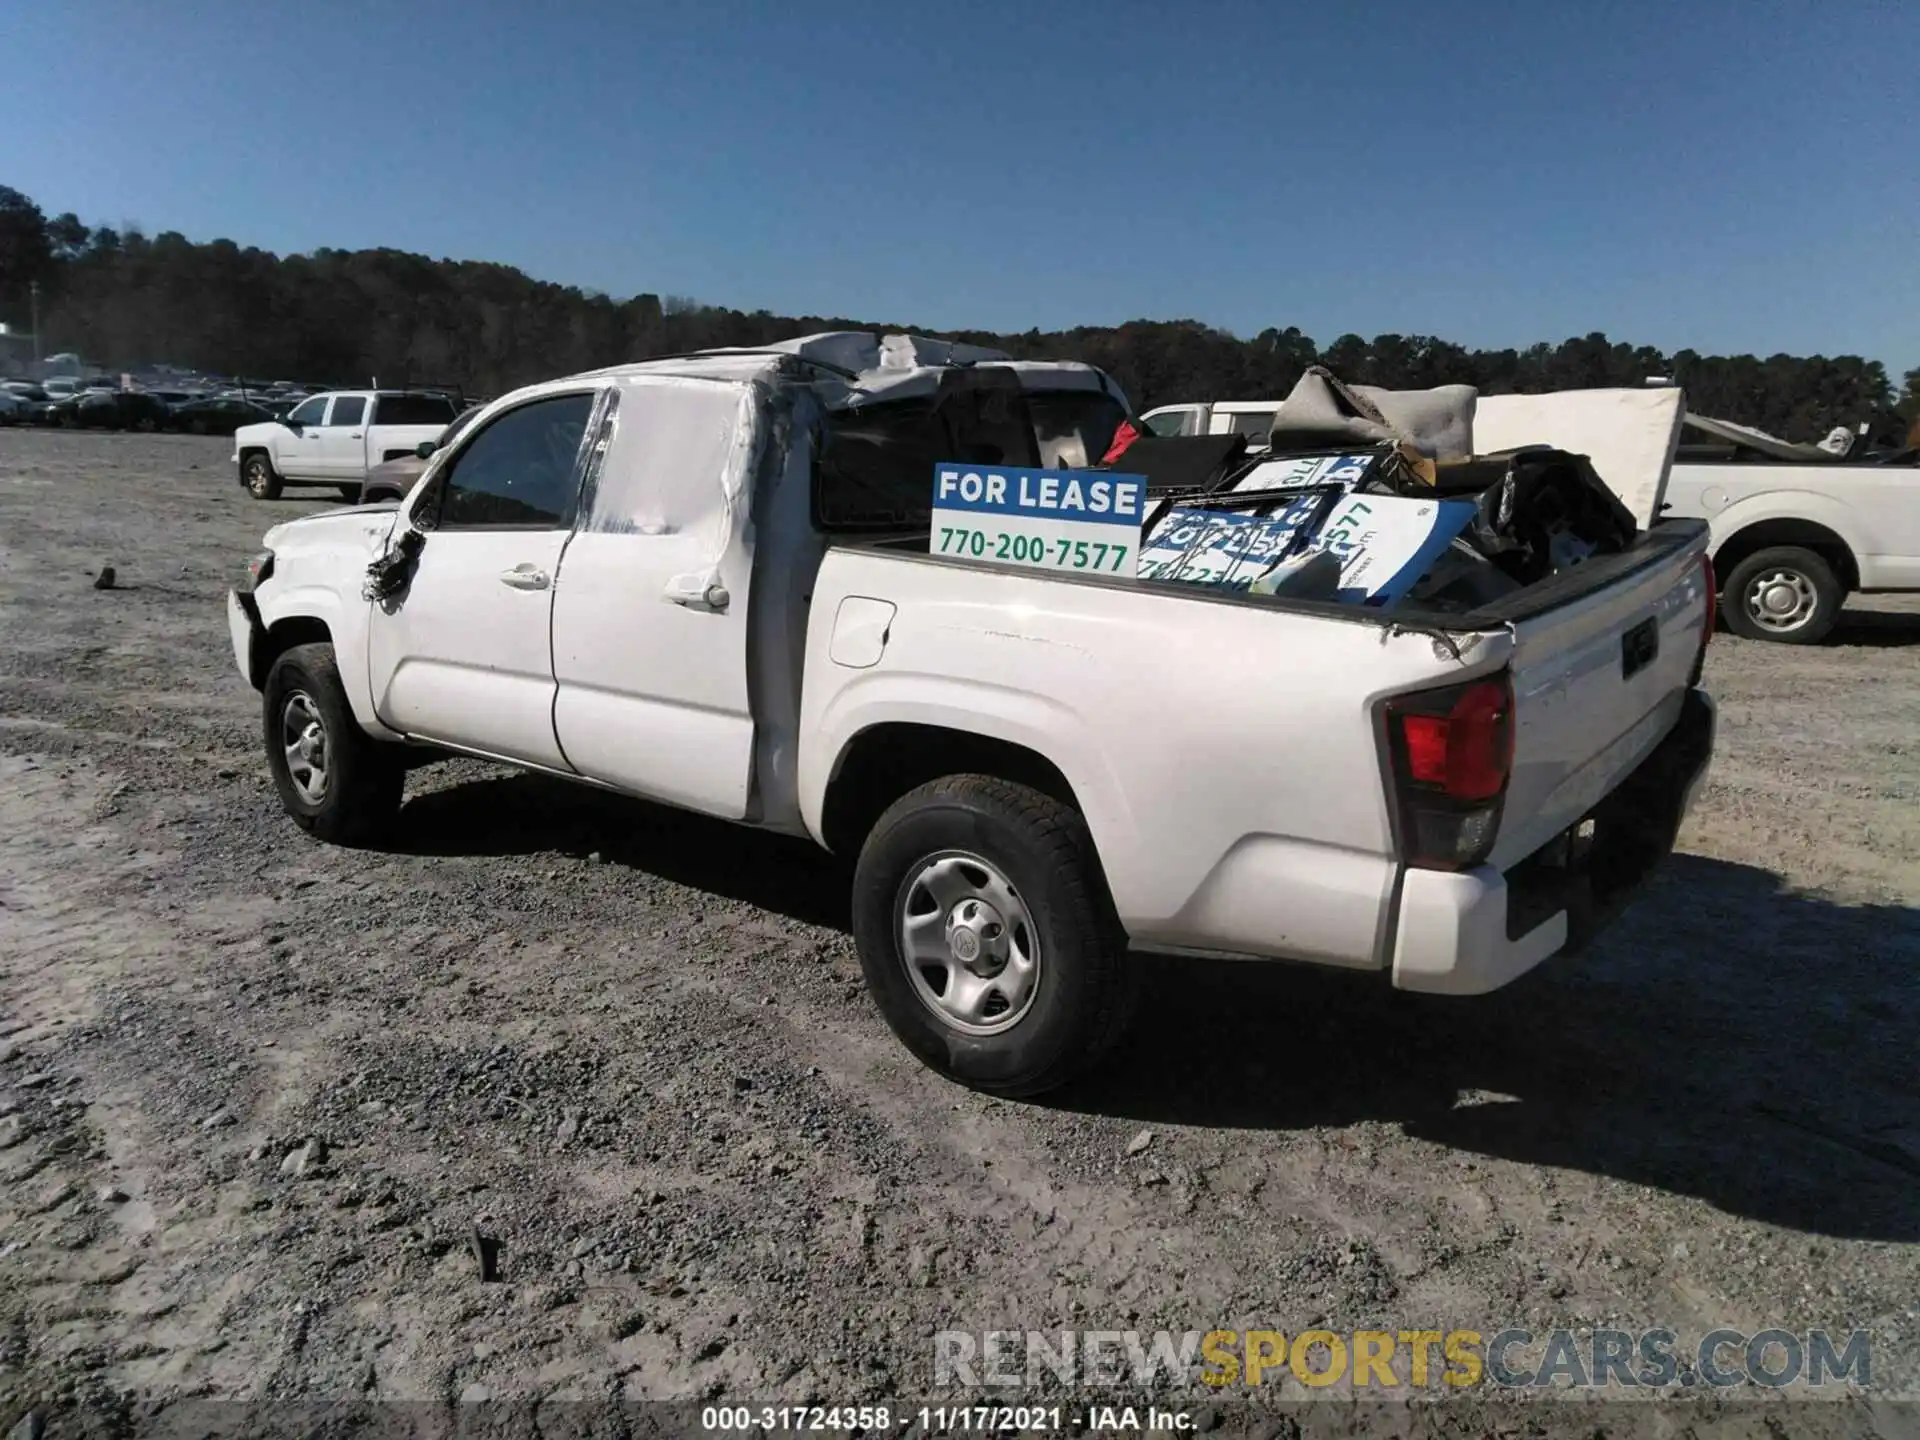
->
1268, 366, 1478, 461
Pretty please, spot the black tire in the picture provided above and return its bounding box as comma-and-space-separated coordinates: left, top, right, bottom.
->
1720, 545, 1843, 644
242, 451, 282, 500
851, 775, 1138, 1097
262, 643, 403, 846
188, 417, 208, 436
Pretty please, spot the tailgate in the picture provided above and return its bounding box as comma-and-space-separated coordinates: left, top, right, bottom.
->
1485, 524, 1711, 871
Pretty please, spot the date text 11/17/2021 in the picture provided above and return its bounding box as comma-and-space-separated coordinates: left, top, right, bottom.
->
930, 463, 1148, 577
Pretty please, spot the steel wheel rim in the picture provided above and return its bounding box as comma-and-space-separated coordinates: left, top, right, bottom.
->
895, 849, 1041, 1036
1744, 568, 1817, 632
247, 461, 270, 496
280, 691, 330, 804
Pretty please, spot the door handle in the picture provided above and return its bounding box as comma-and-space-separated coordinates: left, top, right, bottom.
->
499, 565, 551, 591
664, 573, 729, 610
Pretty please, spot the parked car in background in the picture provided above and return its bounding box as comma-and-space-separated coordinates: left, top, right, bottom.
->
76, 390, 174, 432
174, 396, 274, 436
355, 403, 484, 504
233, 390, 462, 500
1140, 400, 1281, 444
33, 395, 85, 427
0, 391, 28, 425
3, 381, 49, 403
1662, 412, 1920, 644
42, 377, 81, 399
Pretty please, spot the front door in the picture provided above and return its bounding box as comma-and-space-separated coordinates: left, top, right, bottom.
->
313, 393, 368, 481
278, 394, 330, 478
366, 390, 598, 769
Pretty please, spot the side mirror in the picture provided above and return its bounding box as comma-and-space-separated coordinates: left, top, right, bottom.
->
415, 440, 439, 460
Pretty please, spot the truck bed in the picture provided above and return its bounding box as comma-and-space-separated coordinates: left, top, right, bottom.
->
840, 517, 1709, 633
802, 517, 1711, 990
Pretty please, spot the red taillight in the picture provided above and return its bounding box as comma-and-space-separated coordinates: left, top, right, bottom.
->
1689, 550, 1716, 685
1393, 678, 1513, 801
1402, 715, 1450, 785
1382, 674, 1515, 870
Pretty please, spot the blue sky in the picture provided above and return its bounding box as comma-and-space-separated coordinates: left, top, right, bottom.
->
6, 0, 1916, 371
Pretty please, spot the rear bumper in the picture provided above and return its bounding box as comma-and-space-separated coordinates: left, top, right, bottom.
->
1392, 688, 1715, 995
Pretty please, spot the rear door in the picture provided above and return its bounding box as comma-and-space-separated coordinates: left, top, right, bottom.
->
365, 389, 599, 769
549, 376, 761, 819
314, 393, 368, 480
1489, 533, 1711, 870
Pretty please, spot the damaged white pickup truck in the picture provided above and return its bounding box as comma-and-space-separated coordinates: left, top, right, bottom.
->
228, 334, 1715, 1095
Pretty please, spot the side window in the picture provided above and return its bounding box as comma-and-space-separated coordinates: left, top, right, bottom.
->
1144, 409, 1196, 437
328, 395, 366, 427
375, 394, 459, 426
1228, 411, 1276, 440
286, 396, 328, 426
434, 393, 594, 529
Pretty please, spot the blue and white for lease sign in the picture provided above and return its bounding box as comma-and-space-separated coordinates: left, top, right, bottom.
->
931, 464, 1147, 575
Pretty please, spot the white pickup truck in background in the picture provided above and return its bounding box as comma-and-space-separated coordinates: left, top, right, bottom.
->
233, 389, 462, 502
227, 334, 1715, 1095
1140, 399, 1281, 445
1660, 412, 1920, 644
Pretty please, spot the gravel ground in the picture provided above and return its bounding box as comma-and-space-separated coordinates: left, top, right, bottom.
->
1, 429, 1917, 1438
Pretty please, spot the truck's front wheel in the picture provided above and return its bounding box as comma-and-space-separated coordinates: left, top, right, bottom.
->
242, 451, 282, 500
851, 775, 1138, 1097
263, 643, 402, 846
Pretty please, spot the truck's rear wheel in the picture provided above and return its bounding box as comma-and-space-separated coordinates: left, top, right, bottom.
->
242, 452, 282, 500
851, 775, 1137, 1097
263, 643, 402, 846
1721, 545, 1842, 644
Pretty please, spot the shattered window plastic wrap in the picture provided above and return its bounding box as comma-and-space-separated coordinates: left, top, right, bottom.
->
580, 376, 760, 541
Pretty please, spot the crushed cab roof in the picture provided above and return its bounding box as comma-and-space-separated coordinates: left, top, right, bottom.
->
562, 331, 1125, 410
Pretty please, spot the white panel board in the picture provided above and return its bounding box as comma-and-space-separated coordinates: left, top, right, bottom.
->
1471, 387, 1684, 529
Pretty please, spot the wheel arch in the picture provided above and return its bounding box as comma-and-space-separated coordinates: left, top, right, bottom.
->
251, 615, 334, 692
1710, 515, 1860, 593
819, 722, 1083, 859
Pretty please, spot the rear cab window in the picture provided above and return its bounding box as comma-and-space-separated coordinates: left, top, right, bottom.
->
374, 393, 459, 426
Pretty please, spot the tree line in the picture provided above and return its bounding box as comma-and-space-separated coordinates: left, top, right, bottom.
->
2, 184, 1913, 442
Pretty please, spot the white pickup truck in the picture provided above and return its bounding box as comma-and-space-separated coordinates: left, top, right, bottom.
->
1662, 413, 1920, 644
226, 334, 1715, 1095
233, 390, 462, 502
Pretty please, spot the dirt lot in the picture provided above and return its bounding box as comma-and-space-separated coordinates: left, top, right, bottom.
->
1, 428, 1917, 1436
